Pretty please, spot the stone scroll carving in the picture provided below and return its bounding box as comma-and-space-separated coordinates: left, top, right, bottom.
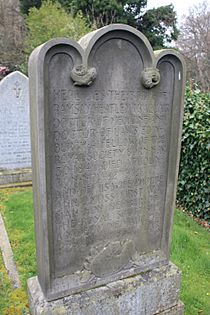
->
29, 25, 185, 302
70, 64, 97, 86
141, 67, 160, 88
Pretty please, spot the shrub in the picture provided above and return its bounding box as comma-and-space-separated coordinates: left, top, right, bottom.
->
177, 86, 210, 222
20, 0, 91, 73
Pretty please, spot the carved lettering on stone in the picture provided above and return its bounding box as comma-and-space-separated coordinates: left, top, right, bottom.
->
0, 71, 31, 170
29, 25, 185, 301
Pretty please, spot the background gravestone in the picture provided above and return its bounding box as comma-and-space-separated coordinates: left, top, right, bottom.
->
28, 24, 186, 314
0, 71, 32, 185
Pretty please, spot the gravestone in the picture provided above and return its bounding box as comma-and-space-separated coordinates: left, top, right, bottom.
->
0, 71, 32, 185
27, 24, 186, 314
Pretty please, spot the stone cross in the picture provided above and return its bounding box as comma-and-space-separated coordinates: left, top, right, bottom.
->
13, 80, 23, 99
28, 24, 186, 314
0, 71, 31, 170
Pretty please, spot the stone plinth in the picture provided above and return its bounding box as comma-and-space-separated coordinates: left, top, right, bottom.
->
0, 168, 32, 187
28, 263, 183, 315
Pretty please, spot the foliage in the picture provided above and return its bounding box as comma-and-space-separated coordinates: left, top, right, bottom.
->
19, 0, 90, 73
0, 188, 35, 315
0, 253, 11, 314
19, 0, 179, 49
1, 187, 210, 314
138, 5, 179, 50
177, 86, 210, 222
177, 1, 210, 92
24, 0, 90, 57
65, 0, 179, 48
20, 0, 42, 15
65, 0, 147, 27
171, 209, 210, 315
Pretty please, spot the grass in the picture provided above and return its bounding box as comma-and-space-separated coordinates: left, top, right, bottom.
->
0, 188, 36, 315
0, 253, 12, 312
171, 210, 210, 315
0, 187, 209, 315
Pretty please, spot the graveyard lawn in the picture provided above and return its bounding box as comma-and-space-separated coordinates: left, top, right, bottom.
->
0, 187, 36, 315
0, 188, 209, 315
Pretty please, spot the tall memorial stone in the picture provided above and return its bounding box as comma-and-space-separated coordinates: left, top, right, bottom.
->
0, 71, 32, 185
27, 25, 186, 314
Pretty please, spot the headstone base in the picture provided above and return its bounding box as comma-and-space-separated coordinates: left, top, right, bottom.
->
0, 168, 32, 187
27, 262, 184, 315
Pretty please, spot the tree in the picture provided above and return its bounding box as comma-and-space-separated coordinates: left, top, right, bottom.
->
137, 5, 179, 50
177, 1, 210, 92
19, 0, 178, 49
25, 0, 90, 56
20, 0, 41, 14
0, 0, 25, 70
60, 0, 178, 48
63, 0, 147, 27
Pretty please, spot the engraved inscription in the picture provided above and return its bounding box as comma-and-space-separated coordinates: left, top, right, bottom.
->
0, 72, 31, 169
48, 87, 172, 277
29, 26, 185, 302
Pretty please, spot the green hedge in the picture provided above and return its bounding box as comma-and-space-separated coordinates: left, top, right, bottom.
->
177, 86, 210, 222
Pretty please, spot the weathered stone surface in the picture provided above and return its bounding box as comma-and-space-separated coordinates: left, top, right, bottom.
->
0, 168, 32, 186
0, 71, 31, 170
158, 301, 184, 315
28, 263, 183, 315
28, 23, 186, 304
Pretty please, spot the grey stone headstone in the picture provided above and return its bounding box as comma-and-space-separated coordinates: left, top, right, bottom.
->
0, 71, 31, 170
29, 24, 186, 303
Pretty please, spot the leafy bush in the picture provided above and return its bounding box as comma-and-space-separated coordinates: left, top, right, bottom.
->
20, 0, 91, 73
177, 86, 210, 222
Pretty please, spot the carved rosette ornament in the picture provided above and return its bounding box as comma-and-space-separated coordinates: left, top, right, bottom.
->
141, 67, 160, 88
70, 64, 97, 86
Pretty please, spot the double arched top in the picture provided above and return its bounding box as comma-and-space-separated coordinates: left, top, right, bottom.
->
30, 24, 154, 67
79, 24, 155, 66
29, 24, 185, 89
29, 23, 186, 302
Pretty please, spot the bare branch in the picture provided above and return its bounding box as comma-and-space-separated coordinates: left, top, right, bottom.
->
177, 1, 210, 91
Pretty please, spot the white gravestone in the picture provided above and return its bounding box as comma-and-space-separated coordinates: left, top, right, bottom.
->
0, 71, 31, 170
